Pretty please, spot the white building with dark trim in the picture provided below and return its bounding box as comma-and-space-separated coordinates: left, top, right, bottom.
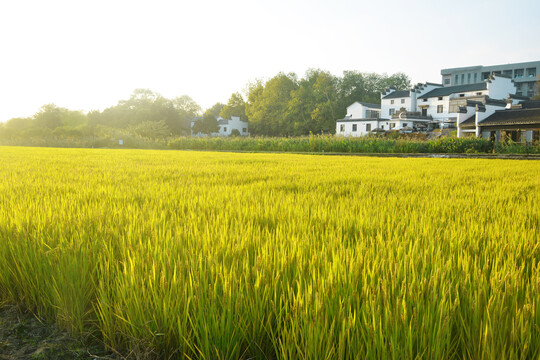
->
191, 116, 249, 137
336, 73, 527, 137
441, 60, 540, 98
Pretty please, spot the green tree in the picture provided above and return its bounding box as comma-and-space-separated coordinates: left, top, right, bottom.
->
33, 104, 63, 129
246, 73, 298, 136
99, 89, 188, 135
131, 120, 171, 139
205, 103, 225, 119
220, 93, 247, 120
192, 111, 219, 135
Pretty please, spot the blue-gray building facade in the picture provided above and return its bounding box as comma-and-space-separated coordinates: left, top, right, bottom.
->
441, 61, 540, 98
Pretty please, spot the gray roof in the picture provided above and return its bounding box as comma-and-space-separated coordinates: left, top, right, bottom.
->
382, 90, 411, 99
480, 108, 540, 126
509, 94, 530, 101
352, 101, 381, 109
336, 117, 379, 123
418, 83, 487, 99
460, 115, 477, 127
520, 100, 540, 108
218, 119, 228, 125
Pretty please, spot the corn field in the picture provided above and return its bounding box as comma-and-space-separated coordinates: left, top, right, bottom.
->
0, 146, 539, 359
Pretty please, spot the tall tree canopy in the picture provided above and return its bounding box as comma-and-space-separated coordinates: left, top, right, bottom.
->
244, 70, 411, 136
220, 93, 247, 121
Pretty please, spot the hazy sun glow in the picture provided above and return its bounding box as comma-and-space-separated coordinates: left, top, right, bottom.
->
1, 0, 539, 121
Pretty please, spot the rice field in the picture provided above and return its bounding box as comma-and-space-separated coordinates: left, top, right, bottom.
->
0, 146, 539, 359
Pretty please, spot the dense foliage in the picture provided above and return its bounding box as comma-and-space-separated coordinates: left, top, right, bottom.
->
0, 90, 201, 146
169, 135, 540, 154
243, 70, 410, 136
0, 70, 411, 143
0, 147, 539, 359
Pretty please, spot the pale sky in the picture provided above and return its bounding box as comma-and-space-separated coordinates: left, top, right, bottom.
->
1, 0, 539, 122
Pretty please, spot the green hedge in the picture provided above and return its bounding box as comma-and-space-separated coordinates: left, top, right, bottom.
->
169, 135, 540, 154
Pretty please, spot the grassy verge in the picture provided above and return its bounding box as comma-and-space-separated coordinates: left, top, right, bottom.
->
169, 135, 540, 154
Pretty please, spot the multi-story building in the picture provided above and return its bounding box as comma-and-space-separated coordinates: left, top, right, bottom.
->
441, 60, 540, 98
336, 74, 523, 136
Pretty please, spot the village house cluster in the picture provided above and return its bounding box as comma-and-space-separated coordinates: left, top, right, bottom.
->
336, 60, 540, 142
191, 116, 249, 137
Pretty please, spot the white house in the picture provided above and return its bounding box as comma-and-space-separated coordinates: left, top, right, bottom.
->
457, 97, 539, 140
336, 74, 523, 136
217, 116, 249, 136
417, 74, 517, 127
191, 116, 249, 136
335, 102, 381, 136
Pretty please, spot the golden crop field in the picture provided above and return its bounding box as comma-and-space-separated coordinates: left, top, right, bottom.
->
0, 146, 539, 359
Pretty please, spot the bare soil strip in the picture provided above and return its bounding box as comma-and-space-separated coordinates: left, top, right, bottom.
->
0, 304, 119, 360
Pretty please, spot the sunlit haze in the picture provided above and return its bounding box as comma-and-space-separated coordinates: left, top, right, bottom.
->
1, 0, 539, 121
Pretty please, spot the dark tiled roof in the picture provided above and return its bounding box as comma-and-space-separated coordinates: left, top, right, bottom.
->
484, 98, 507, 107
218, 119, 228, 125
353, 101, 381, 109
460, 115, 477, 127
336, 118, 379, 123
520, 100, 540, 108
509, 94, 530, 100
418, 83, 487, 99
382, 90, 411, 99
479, 108, 540, 126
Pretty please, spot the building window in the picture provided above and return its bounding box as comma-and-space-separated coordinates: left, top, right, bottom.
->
455, 75, 458, 84
223, 127, 227, 132
391, 100, 394, 104
437, 105, 443, 113
476, 92, 482, 96
527, 68, 536, 78
503, 70, 513, 77
459, 94, 465, 98
461, 74, 465, 84
401, 99, 405, 104
474, 73, 478, 82
242, 128, 247, 133
516, 83, 522, 90
390, 123, 395, 129
389, 108, 395, 116
482, 72, 490, 80
467, 73, 471, 83
444, 79, 450, 85
352, 124, 357, 132
529, 82, 536, 90
381, 125, 385, 130
340, 124, 345, 132
514, 69, 524, 78
402, 123, 408, 127
366, 124, 371, 132
438, 96, 443, 100
422, 98, 427, 102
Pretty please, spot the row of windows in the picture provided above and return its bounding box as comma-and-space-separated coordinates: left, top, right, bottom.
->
452, 68, 537, 85
222, 127, 248, 133
515, 82, 537, 90
390, 99, 406, 104
340, 123, 409, 132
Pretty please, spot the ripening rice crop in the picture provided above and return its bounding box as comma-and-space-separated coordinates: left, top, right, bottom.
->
0, 146, 538, 359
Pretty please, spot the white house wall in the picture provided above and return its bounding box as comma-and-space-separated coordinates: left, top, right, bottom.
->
219, 116, 249, 136
336, 120, 381, 136
486, 77, 517, 100
381, 97, 413, 119
346, 103, 380, 118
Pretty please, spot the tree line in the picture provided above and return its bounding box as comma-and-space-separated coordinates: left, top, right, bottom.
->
0, 69, 410, 144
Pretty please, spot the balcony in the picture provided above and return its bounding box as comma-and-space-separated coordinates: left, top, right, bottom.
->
391, 111, 432, 121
